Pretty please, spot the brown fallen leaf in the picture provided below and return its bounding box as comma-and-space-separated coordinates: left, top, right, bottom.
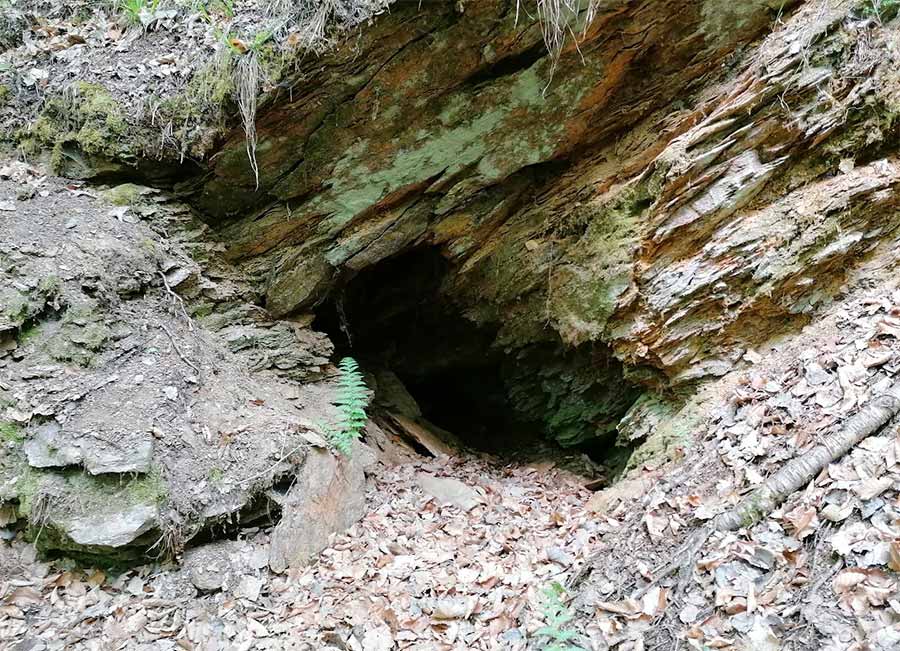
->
889, 541, 900, 572
6, 586, 42, 607
432, 596, 475, 620
854, 476, 893, 501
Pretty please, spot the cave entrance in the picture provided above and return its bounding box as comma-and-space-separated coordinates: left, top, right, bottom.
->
312, 248, 638, 462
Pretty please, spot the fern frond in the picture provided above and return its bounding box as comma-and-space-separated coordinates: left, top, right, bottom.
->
328, 356, 370, 456
536, 583, 582, 651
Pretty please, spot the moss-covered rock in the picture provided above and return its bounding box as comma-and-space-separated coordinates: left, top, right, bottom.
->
44, 300, 111, 367
8, 464, 166, 563
101, 182, 146, 206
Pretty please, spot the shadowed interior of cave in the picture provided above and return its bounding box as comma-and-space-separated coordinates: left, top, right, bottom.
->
312, 248, 639, 460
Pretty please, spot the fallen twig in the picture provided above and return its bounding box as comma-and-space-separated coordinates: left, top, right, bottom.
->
713, 385, 900, 531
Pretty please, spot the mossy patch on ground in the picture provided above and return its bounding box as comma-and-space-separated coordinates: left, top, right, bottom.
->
0, 421, 24, 444
43, 300, 111, 367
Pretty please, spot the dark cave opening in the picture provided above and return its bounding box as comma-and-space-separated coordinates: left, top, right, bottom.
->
312, 248, 639, 459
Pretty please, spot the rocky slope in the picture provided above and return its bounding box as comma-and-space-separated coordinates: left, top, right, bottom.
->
3, 0, 900, 648
0, 162, 374, 565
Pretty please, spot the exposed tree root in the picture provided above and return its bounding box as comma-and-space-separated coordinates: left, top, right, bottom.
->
233, 51, 261, 190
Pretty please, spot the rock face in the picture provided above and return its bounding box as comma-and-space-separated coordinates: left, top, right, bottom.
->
4, 0, 900, 565
24, 420, 154, 474
180, 0, 900, 453
268, 442, 375, 572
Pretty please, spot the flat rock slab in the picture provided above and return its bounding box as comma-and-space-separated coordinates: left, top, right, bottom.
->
416, 473, 480, 511
58, 503, 158, 548
24, 420, 153, 474
268, 442, 376, 572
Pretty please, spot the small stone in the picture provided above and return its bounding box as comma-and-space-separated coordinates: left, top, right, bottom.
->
679, 604, 700, 624
183, 542, 238, 592
416, 473, 480, 511
236, 575, 263, 601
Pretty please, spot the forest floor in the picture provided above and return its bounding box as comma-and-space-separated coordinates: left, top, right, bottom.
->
2, 447, 604, 651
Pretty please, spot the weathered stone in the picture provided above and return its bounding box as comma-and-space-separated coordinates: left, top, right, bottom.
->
373, 370, 422, 419
24, 420, 154, 474
416, 473, 480, 511
268, 443, 376, 572
183, 541, 239, 592
183, 540, 270, 593
57, 503, 158, 548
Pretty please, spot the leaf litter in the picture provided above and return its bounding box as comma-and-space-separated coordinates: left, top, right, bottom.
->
2, 449, 606, 650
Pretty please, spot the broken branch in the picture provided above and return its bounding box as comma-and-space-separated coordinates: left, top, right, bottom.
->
713, 385, 900, 532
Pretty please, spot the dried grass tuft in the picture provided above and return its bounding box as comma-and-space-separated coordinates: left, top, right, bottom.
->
517, 0, 598, 55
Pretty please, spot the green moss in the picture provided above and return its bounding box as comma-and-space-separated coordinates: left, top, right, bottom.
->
208, 466, 224, 487
190, 302, 215, 319
622, 393, 704, 472
11, 465, 44, 516
0, 421, 24, 444
740, 493, 767, 529
44, 300, 111, 366
550, 185, 650, 344
155, 52, 235, 154
15, 324, 41, 345
38, 275, 61, 297
14, 467, 167, 566
101, 183, 144, 206
124, 467, 168, 505
3, 292, 29, 324
14, 465, 166, 519
23, 81, 135, 172
0, 84, 9, 107
861, 0, 900, 20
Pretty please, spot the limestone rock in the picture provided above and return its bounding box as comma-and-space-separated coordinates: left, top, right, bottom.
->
268, 443, 376, 572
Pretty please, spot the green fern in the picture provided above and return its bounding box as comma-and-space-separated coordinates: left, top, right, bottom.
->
536, 583, 581, 651
117, 0, 160, 26
328, 357, 369, 456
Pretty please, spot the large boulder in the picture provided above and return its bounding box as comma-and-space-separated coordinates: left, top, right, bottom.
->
268, 442, 376, 572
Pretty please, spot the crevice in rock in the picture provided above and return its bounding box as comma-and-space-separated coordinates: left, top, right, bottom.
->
312, 247, 640, 463
187, 493, 283, 549
460, 39, 549, 90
